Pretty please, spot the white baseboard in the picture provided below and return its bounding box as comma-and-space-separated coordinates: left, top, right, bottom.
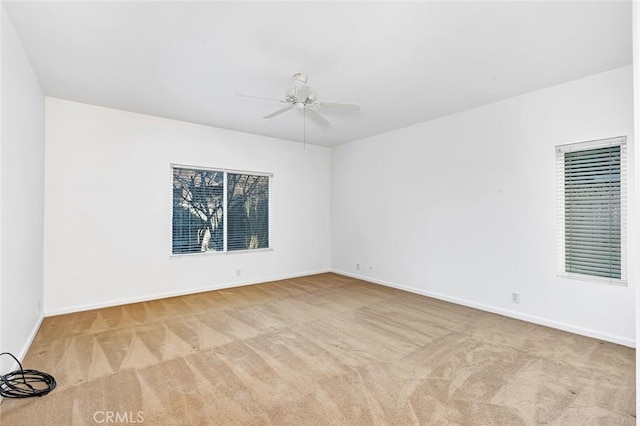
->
332, 269, 635, 348
17, 313, 44, 362
44, 269, 332, 317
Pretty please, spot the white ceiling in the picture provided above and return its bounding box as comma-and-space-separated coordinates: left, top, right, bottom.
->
4, 1, 632, 147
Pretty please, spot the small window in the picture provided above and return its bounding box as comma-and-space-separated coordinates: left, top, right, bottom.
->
172, 165, 271, 255
556, 136, 626, 284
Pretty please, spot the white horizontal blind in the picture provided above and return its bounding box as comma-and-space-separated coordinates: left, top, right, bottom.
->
172, 167, 225, 254
556, 136, 627, 283
227, 173, 270, 251
171, 165, 271, 255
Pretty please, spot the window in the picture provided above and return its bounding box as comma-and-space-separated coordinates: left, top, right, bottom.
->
172, 165, 271, 255
556, 136, 626, 284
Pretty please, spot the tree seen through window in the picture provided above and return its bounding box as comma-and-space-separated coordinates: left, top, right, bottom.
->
172, 167, 270, 254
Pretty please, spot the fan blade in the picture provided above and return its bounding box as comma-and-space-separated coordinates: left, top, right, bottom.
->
263, 105, 293, 119
307, 109, 330, 126
236, 93, 284, 103
319, 101, 360, 110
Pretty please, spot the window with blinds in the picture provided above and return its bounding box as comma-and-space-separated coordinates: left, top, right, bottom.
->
556, 136, 626, 284
172, 165, 271, 255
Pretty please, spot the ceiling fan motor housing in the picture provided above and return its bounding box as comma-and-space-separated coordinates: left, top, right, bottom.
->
285, 85, 319, 111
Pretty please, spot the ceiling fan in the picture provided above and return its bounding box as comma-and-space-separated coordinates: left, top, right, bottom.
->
236, 73, 360, 127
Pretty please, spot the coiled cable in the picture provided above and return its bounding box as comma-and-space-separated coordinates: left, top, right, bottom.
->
0, 352, 56, 398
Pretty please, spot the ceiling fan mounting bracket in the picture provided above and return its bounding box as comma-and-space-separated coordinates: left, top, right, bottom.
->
292, 73, 308, 83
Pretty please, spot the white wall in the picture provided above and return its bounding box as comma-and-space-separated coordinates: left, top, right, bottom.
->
0, 5, 45, 370
332, 65, 635, 346
44, 98, 331, 314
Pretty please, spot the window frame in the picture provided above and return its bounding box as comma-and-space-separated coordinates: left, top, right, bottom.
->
170, 163, 273, 257
555, 136, 627, 286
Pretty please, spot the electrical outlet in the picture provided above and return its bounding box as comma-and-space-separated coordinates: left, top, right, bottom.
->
511, 293, 520, 304
356, 263, 360, 270
236, 269, 241, 277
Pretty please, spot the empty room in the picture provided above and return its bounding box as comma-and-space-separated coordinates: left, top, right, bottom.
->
0, 1, 638, 425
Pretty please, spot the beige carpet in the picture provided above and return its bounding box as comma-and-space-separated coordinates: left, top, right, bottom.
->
0, 273, 635, 425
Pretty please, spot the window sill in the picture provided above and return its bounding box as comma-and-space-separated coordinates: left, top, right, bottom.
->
171, 248, 273, 258
558, 272, 627, 287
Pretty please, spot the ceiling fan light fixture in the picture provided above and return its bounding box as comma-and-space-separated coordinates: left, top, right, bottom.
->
295, 101, 305, 109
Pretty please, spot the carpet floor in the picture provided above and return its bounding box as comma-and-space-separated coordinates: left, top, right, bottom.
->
0, 273, 635, 425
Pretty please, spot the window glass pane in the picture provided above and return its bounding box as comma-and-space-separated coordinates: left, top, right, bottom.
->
172, 167, 224, 254
564, 145, 621, 279
227, 173, 270, 251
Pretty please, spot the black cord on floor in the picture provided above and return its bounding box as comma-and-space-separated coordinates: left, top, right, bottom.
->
0, 352, 56, 398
